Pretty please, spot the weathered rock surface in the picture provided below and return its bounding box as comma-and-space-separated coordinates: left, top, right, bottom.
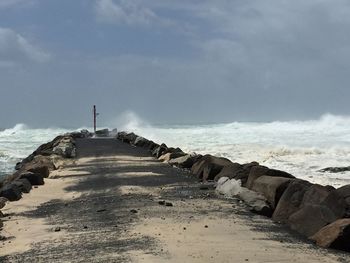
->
117, 132, 138, 144
20, 172, 44, 186
158, 152, 186, 162
168, 154, 202, 169
246, 166, 294, 189
0, 184, 22, 201
95, 129, 109, 137
272, 179, 312, 223
324, 185, 350, 217
0, 197, 8, 209
12, 178, 32, 193
310, 218, 350, 251
288, 204, 341, 237
251, 176, 293, 209
238, 188, 272, 217
152, 144, 168, 158
191, 155, 233, 181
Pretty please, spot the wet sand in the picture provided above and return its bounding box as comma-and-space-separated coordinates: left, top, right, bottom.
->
0, 138, 348, 262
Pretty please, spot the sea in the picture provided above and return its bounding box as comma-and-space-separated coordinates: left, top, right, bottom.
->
1, 113, 350, 188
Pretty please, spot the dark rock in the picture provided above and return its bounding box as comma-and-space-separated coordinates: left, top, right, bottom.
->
168, 154, 202, 169
95, 129, 110, 137
133, 136, 149, 147
319, 166, 350, 173
246, 166, 294, 189
288, 204, 340, 237
54, 227, 61, 232
12, 179, 32, 193
152, 144, 168, 158
0, 197, 8, 209
214, 162, 259, 185
325, 185, 350, 217
301, 184, 334, 207
20, 172, 44, 186
0, 184, 22, 201
310, 218, 350, 251
191, 155, 233, 181
272, 179, 312, 223
158, 200, 165, 205
165, 202, 173, 207
251, 176, 293, 209
130, 209, 138, 213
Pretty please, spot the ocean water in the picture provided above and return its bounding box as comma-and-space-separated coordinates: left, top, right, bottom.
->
0, 124, 70, 178
1, 114, 350, 188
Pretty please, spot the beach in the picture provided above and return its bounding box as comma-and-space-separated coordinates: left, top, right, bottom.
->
0, 137, 348, 262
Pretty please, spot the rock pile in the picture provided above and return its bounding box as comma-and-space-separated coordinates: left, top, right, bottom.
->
116, 131, 350, 253
0, 130, 91, 225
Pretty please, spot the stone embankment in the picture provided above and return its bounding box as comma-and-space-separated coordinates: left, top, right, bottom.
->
116, 131, 350, 253
0, 130, 92, 234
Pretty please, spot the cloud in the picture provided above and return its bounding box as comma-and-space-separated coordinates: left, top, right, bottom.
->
95, 0, 158, 26
0, 27, 51, 64
0, 0, 36, 8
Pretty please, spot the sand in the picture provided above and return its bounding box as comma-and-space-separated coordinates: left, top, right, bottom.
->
0, 138, 348, 262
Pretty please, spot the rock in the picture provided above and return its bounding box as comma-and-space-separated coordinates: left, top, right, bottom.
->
324, 185, 350, 217
251, 176, 293, 209
301, 184, 334, 207
165, 202, 173, 207
12, 179, 32, 193
168, 154, 201, 169
152, 144, 168, 158
0, 184, 22, 201
319, 166, 350, 173
191, 155, 233, 181
238, 188, 272, 217
117, 132, 138, 144
158, 152, 186, 162
20, 172, 44, 186
214, 162, 259, 185
133, 136, 149, 147
53, 137, 76, 158
288, 204, 340, 237
272, 180, 312, 223
0, 197, 8, 209
158, 200, 165, 205
246, 166, 294, 189
310, 218, 350, 251
95, 129, 110, 137
130, 209, 138, 214
163, 147, 184, 155
54, 227, 61, 232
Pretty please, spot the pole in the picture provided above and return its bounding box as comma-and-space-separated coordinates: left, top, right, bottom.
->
93, 105, 96, 133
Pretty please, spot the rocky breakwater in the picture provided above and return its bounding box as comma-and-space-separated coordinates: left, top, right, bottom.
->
0, 130, 91, 234
116, 131, 350, 254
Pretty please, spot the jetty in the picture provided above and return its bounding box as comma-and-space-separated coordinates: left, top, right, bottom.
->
0, 133, 348, 262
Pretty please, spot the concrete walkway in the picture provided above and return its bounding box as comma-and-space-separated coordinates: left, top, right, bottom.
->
0, 138, 347, 262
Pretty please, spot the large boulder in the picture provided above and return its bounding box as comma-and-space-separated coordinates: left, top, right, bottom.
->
272, 179, 313, 223
152, 144, 168, 158
133, 136, 149, 147
310, 218, 350, 251
12, 179, 32, 193
324, 185, 350, 218
0, 184, 22, 201
251, 176, 293, 209
246, 166, 294, 189
168, 154, 202, 169
238, 189, 272, 217
53, 136, 76, 158
215, 162, 259, 186
191, 155, 233, 181
319, 166, 350, 173
158, 152, 187, 162
288, 203, 344, 238
301, 184, 334, 207
95, 129, 109, 137
20, 172, 44, 186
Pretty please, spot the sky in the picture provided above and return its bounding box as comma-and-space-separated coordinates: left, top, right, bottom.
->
1, 0, 350, 128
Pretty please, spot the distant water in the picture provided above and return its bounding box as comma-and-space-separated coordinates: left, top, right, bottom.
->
2, 114, 350, 188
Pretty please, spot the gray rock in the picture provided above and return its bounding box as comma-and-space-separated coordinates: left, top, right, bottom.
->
0, 184, 22, 201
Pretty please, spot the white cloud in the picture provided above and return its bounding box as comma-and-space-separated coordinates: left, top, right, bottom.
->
0, 27, 51, 64
95, 0, 158, 26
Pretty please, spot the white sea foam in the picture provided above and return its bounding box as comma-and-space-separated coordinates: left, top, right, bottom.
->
118, 113, 350, 188
2, 113, 350, 188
